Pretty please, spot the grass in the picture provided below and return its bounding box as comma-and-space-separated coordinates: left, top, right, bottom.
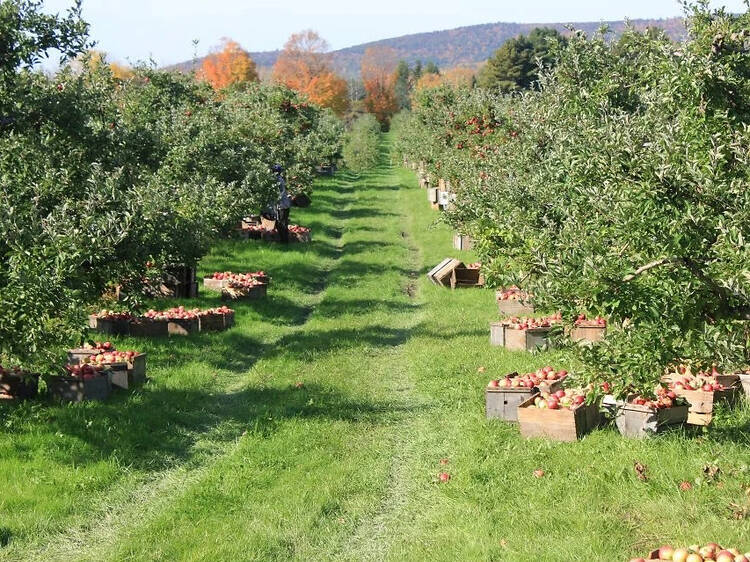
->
0, 134, 749, 561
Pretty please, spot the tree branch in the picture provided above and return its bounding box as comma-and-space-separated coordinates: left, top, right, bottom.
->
622, 258, 682, 282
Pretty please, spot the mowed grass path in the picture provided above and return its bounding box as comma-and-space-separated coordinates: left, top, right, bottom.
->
1, 135, 750, 561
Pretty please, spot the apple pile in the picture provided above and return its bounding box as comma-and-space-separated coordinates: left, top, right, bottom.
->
84, 350, 139, 366
487, 366, 568, 390
64, 363, 108, 380
629, 386, 685, 409
465, 262, 481, 269
95, 310, 133, 321
227, 276, 265, 290
81, 341, 115, 352
142, 306, 199, 321
211, 271, 267, 281
529, 388, 588, 410
198, 306, 234, 317
496, 286, 531, 302
637, 543, 750, 561
574, 314, 607, 327
288, 225, 310, 234
669, 374, 726, 393
503, 313, 562, 330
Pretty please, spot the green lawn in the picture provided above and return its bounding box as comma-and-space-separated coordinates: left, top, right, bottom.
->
1, 135, 749, 561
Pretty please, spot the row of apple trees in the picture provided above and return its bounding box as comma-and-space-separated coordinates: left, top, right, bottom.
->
395, 3, 750, 398
0, 1, 343, 371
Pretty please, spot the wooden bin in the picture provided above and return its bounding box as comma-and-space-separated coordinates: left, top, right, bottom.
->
292, 231, 312, 243
48, 373, 112, 402
203, 277, 225, 292
453, 234, 473, 251
673, 386, 740, 426
221, 284, 267, 302
91, 316, 130, 336
450, 266, 483, 289
503, 327, 552, 352
168, 318, 200, 336
129, 319, 168, 338
740, 373, 750, 398
570, 325, 606, 343
199, 312, 235, 332
518, 395, 601, 441
486, 378, 567, 422
427, 258, 462, 287
67, 348, 105, 363
490, 322, 506, 347
614, 402, 688, 438
0, 372, 39, 400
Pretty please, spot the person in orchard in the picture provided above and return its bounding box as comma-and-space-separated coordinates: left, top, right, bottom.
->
267, 164, 292, 243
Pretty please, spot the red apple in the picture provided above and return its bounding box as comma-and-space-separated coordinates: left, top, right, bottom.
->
717, 552, 736, 562
438, 472, 450, 482
686, 554, 704, 562
659, 545, 675, 560
673, 549, 690, 562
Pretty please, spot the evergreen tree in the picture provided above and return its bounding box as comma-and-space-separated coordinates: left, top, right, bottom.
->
478, 28, 565, 92
394, 60, 411, 110
424, 61, 440, 75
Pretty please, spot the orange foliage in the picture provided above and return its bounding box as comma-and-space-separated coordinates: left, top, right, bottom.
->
361, 47, 398, 127
200, 38, 258, 90
273, 30, 349, 115
109, 61, 133, 80
442, 66, 476, 87
415, 73, 443, 91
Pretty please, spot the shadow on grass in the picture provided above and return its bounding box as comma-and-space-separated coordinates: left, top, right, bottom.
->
5, 381, 425, 473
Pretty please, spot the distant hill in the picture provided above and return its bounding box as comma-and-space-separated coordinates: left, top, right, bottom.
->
167, 17, 688, 78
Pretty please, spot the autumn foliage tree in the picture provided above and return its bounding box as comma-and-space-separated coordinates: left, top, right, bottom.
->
273, 30, 349, 115
200, 38, 258, 90
361, 47, 398, 129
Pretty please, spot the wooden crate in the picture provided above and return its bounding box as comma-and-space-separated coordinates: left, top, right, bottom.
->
490, 322, 506, 347
67, 348, 104, 363
91, 316, 130, 336
673, 386, 740, 426
203, 277, 226, 292
427, 258, 462, 287
292, 231, 312, 243
740, 373, 750, 398
517, 395, 600, 441
221, 284, 267, 302
453, 234, 473, 251
0, 372, 39, 400
437, 190, 452, 206
570, 325, 606, 343
168, 318, 199, 336
129, 319, 168, 338
497, 300, 535, 317
48, 373, 112, 402
199, 312, 235, 332
486, 379, 567, 422
613, 402, 688, 438
503, 327, 552, 352
450, 266, 483, 289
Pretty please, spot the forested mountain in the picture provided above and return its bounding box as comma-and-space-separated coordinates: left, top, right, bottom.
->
168, 17, 688, 77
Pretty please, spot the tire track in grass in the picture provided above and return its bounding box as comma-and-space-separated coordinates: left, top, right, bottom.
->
335, 157, 436, 562
8, 192, 354, 562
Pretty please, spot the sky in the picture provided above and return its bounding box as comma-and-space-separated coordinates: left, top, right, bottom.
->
41, 0, 747, 67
